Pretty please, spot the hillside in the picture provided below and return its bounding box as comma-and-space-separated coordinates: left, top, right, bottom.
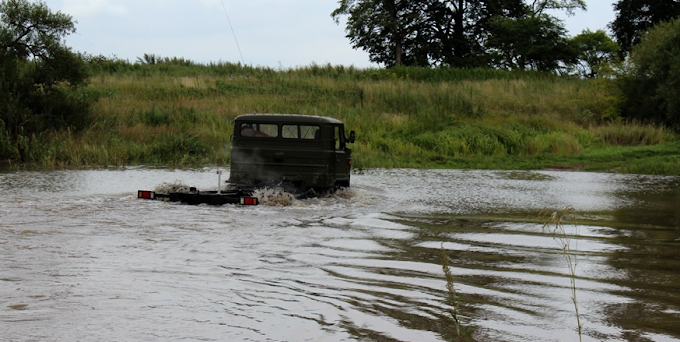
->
12, 62, 680, 175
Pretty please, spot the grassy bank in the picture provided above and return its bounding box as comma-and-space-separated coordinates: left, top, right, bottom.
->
6, 61, 680, 175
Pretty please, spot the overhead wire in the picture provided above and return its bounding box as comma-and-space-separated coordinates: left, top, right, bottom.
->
219, 0, 245, 65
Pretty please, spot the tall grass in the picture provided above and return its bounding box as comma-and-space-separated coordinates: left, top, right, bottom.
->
591, 122, 666, 146
541, 206, 582, 342
440, 244, 467, 342
4, 60, 678, 171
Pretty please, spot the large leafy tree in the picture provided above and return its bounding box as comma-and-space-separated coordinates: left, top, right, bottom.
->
487, 14, 576, 72
332, 0, 583, 70
570, 29, 620, 78
618, 18, 680, 129
611, 0, 680, 57
331, 0, 527, 67
485, 0, 584, 72
448, 0, 528, 67
0, 0, 90, 161
332, 0, 416, 67
419, 0, 476, 67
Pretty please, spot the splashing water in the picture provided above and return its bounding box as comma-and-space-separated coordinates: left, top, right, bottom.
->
333, 187, 355, 199
154, 181, 191, 194
251, 186, 357, 207
251, 186, 298, 206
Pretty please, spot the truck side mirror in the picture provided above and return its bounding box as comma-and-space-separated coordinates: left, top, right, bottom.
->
348, 131, 356, 144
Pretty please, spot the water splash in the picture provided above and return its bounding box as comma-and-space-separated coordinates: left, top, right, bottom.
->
154, 181, 191, 194
252, 186, 297, 206
333, 187, 355, 199
252, 187, 357, 207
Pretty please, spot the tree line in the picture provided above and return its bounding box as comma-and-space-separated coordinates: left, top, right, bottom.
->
332, 1, 678, 72
332, 0, 588, 72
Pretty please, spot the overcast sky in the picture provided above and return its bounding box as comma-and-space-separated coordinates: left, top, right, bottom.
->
41, 0, 617, 69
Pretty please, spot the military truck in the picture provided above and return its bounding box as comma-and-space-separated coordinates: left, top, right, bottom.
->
228, 113, 356, 194
138, 113, 355, 205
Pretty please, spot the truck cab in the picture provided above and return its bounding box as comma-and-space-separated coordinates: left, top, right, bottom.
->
228, 114, 355, 193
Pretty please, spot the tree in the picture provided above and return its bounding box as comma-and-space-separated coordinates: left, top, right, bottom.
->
331, 0, 469, 67
419, 0, 475, 67
331, 0, 528, 67
570, 29, 620, 78
527, 0, 586, 16
332, 0, 586, 70
332, 0, 410, 67
0, 0, 91, 162
611, 0, 680, 57
487, 14, 577, 72
618, 18, 680, 129
420, 0, 532, 67
484, 0, 585, 72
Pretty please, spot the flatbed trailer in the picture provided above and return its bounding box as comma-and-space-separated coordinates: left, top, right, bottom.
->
137, 187, 259, 206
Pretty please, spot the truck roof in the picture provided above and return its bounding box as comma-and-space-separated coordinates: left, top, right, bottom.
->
235, 113, 344, 125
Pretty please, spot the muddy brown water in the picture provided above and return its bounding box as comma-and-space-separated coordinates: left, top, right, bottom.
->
1, 168, 679, 342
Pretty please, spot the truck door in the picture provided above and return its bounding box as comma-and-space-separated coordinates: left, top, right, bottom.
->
333, 125, 351, 187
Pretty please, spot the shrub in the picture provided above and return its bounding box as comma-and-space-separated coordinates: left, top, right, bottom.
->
618, 18, 680, 129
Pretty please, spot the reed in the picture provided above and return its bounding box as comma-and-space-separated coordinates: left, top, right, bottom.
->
440, 244, 467, 342
541, 206, 582, 342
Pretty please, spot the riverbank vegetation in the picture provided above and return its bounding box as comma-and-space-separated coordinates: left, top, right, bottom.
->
2, 59, 679, 175
2, 0, 679, 175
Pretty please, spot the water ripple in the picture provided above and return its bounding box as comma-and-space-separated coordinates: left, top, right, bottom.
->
1, 168, 678, 341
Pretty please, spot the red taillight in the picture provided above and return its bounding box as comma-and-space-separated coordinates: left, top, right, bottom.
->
138, 190, 155, 199
240, 197, 258, 205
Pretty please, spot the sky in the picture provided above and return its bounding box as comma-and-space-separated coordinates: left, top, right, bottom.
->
40, 0, 617, 69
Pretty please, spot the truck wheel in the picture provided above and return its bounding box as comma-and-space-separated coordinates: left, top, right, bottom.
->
334, 180, 350, 190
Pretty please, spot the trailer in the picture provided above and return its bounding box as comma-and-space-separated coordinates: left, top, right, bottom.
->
137, 169, 259, 205
137, 187, 259, 206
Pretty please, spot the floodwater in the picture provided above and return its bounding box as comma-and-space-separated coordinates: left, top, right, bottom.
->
1, 168, 679, 342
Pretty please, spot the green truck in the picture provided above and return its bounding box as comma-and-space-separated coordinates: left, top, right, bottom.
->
138, 113, 356, 205
228, 113, 356, 194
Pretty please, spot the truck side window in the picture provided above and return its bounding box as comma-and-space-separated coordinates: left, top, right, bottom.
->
283, 125, 319, 140
300, 126, 319, 140
282, 125, 297, 138
241, 123, 278, 138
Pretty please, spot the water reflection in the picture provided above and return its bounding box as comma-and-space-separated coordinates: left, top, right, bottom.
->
0, 169, 82, 195
0, 168, 678, 341
613, 179, 680, 229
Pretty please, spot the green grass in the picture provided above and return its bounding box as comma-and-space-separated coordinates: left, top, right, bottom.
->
3, 60, 679, 175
